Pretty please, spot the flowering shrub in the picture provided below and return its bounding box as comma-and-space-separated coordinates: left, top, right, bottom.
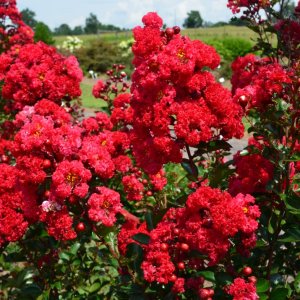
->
61, 36, 83, 53
0, 42, 83, 113
0, 0, 299, 299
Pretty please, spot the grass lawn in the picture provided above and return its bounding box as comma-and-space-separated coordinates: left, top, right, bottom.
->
80, 82, 106, 109
54, 26, 260, 46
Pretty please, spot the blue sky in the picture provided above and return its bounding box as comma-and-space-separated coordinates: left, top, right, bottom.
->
18, 0, 234, 30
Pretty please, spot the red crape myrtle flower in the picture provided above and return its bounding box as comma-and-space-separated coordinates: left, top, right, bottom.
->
139, 186, 260, 293
88, 187, 122, 227
231, 54, 293, 111
0, 164, 39, 246
39, 206, 77, 241
130, 12, 244, 174
0, 41, 83, 112
51, 160, 92, 200
227, 278, 259, 300
92, 79, 106, 98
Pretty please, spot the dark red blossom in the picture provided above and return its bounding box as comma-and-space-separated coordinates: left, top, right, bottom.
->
229, 147, 274, 196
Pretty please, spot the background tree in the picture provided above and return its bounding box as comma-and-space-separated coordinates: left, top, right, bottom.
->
229, 17, 249, 26
20, 8, 37, 28
34, 22, 55, 45
72, 25, 84, 35
84, 13, 100, 34
54, 24, 73, 36
183, 10, 203, 28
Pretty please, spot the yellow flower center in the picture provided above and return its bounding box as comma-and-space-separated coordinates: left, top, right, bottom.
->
243, 207, 248, 214
102, 200, 111, 209
177, 49, 188, 63
66, 173, 78, 187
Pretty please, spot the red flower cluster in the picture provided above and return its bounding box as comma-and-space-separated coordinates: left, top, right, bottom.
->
0, 42, 83, 112
0, 99, 137, 241
110, 93, 134, 126
0, 0, 33, 52
274, 19, 300, 60
137, 186, 260, 293
227, 278, 258, 300
0, 164, 32, 247
130, 12, 244, 173
88, 187, 122, 227
231, 54, 292, 110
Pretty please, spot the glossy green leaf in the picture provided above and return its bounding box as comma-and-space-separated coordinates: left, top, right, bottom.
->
256, 279, 270, 293
88, 282, 101, 294
132, 233, 150, 245
145, 211, 154, 230
70, 242, 81, 255
181, 158, 198, 179
197, 270, 215, 282
278, 227, 300, 242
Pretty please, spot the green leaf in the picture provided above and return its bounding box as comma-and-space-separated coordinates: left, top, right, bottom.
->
207, 140, 232, 152
256, 279, 270, 293
288, 152, 300, 162
126, 243, 143, 260
88, 282, 101, 294
258, 293, 268, 300
278, 227, 300, 242
294, 272, 300, 294
284, 193, 300, 215
132, 233, 150, 245
70, 242, 81, 255
21, 284, 42, 299
77, 287, 87, 295
181, 158, 198, 180
270, 288, 288, 299
59, 252, 70, 261
209, 163, 234, 188
197, 270, 215, 282
145, 211, 154, 230
99, 284, 111, 295
268, 213, 277, 234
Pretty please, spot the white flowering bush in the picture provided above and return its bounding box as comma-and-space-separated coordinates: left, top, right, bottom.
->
118, 38, 134, 57
62, 36, 83, 53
